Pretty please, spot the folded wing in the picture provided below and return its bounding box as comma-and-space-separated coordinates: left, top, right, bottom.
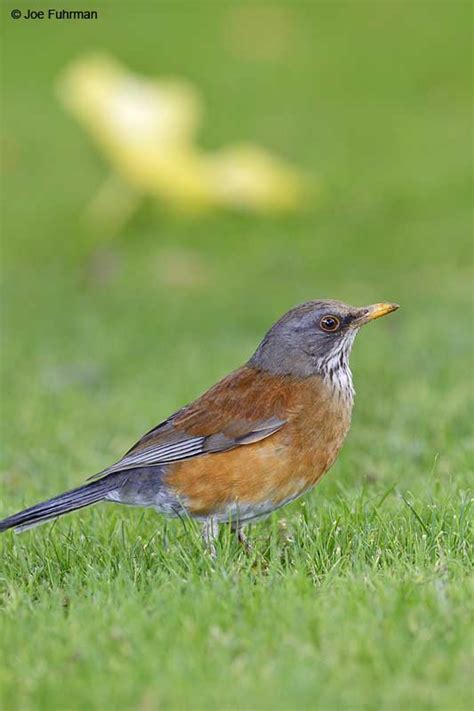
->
93, 366, 295, 478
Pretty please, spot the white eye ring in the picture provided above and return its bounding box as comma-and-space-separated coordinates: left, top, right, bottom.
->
320, 315, 340, 332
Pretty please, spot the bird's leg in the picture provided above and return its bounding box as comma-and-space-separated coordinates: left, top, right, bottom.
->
202, 517, 219, 558
236, 524, 253, 553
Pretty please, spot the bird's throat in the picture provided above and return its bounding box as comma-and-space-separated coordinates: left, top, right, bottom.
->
317, 333, 356, 404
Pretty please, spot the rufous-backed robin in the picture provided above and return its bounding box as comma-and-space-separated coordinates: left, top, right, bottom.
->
0, 300, 399, 550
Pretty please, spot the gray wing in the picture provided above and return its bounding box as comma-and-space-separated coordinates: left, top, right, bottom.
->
92, 415, 286, 479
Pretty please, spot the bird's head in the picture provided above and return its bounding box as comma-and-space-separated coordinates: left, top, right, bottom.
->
250, 300, 399, 380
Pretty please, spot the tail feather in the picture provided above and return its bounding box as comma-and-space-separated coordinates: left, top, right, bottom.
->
0, 473, 125, 533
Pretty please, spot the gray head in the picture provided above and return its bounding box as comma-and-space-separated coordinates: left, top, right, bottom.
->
249, 299, 399, 380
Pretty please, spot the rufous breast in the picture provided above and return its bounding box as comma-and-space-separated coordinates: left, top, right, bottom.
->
164, 374, 353, 521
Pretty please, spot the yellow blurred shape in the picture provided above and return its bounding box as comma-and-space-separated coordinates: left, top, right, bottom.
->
57, 54, 313, 225
206, 144, 311, 213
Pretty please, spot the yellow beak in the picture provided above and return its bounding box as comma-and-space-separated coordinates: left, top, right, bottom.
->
351, 302, 399, 327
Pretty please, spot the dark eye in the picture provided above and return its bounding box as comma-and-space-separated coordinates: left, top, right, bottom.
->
320, 315, 340, 332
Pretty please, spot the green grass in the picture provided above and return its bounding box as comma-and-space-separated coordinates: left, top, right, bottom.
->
1, 1, 473, 709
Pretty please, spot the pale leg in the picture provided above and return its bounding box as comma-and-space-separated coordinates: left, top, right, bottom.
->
202, 517, 219, 558
236, 525, 252, 553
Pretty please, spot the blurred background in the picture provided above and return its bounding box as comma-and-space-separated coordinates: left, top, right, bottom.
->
1, 1, 472, 707
2, 1, 471, 492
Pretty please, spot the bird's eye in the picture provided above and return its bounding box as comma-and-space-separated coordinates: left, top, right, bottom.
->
320, 315, 340, 332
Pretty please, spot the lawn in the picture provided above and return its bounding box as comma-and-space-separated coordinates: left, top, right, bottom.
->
1, 2, 472, 710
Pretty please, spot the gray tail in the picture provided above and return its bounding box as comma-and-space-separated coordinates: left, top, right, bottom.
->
0, 473, 125, 533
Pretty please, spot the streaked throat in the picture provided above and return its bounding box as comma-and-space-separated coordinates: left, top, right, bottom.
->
318, 331, 356, 403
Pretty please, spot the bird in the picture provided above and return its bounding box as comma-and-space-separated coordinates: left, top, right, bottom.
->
0, 300, 399, 552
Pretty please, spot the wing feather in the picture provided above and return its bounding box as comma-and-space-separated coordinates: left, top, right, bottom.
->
91, 366, 295, 480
